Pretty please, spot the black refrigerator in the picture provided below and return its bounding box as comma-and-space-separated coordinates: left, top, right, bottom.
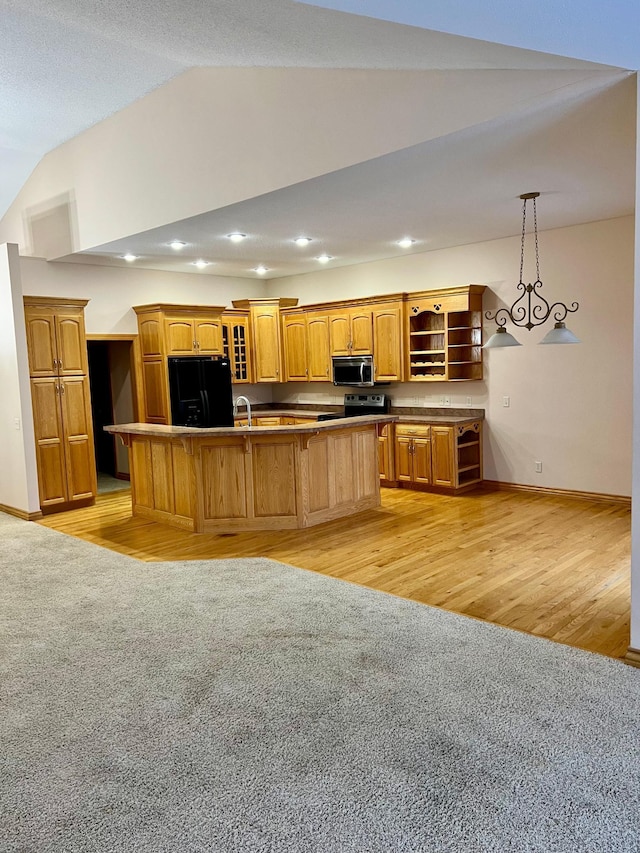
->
168, 356, 234, 427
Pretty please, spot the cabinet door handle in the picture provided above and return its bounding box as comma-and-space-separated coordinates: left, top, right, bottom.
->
60, 383, 65, 395
193, 340, 197, 350
55, 383, 59, 395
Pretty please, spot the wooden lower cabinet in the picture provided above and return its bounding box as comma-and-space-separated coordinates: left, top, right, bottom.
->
30, 375, 96, 508
389, 420, 482, 494
395, 425, 432, 484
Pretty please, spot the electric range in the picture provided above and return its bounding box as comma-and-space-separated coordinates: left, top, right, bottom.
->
316, 393, 389, 421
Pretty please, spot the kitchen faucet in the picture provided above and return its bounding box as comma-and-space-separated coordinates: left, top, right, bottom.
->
233, 395, 252, 427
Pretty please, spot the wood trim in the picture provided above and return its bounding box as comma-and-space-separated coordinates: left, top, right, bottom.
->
624, 648, 640, 668
23, 295, 89, 309
86, 333, 137, 341
0, 503, 43, 521
482, 480, 631, 506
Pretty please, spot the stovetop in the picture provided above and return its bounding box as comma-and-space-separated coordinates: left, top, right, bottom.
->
317, 393, 389, 420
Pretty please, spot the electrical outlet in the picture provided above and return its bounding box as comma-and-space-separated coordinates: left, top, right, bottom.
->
503, 396, 510, 408
535, 461, 542, 473
466, 396, 472, 407
439, 395, 445, 406
443, 396, 451, 407
14, 418, 20, 430
412, 396, 420, 406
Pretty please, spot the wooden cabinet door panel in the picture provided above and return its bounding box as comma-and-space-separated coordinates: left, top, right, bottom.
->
329, 314, 351, 356
195, 319, 223, 354
59, 377, 96, 500
142, 359, 169, 423
307, 315, 330, 381
252, 307, 282, 382
283, 316, 308, 381
165, 319, 195, 355
373, 304, 402, 381
395, 435, 413, 482
350, 309, 373, 354
431, 426, 454, 487
30, 378, 67, 505
412, 436, 432, 484
25, 313, 57, 376
55, 314, 88, 375
139, 317, 162, 357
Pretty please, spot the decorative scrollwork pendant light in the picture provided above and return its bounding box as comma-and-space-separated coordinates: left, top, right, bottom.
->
484, 192, 580, 348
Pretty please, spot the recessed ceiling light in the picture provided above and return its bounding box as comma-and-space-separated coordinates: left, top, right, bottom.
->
397, 237, 416, 249
227, 232, 247, 243
294, 236, 312, 246
191, 259, 210, 269
316, 254, 333, 264
121, 253, 138, 262
169, 240, 187, 250
253, 265, 269, 275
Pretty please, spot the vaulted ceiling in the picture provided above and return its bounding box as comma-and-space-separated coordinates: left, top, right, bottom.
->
0, 0, 636, 279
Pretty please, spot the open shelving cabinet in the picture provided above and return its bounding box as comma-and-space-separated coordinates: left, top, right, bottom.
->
405, 285, 485, 382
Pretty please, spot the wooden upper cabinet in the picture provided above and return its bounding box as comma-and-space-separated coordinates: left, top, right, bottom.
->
164, 315, 223, 355
282, 314, 308, 382
350, 307, 373, 354
138, 317, 162, 357
56, 314, 88, 374
24, 298, 89, 377
372, 302, 403, 382
253, 306, 282, 382
194, 318, 223, 355
405, 285, 485, 382
134, 304, 226, 358
222, 311, 252, 383
328, 307, 372, 356
164, 318, 196, 355
307, 313, 331, 382
232, 298, 298, 384
329, 313, 351, 356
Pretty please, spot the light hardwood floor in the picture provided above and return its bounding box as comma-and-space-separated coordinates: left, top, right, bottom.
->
38, 486, 631, 659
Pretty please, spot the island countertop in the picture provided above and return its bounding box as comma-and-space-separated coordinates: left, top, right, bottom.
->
104, 414, 396, 439
105, 416, 391, 534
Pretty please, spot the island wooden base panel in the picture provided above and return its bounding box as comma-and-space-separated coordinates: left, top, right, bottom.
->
126, 424, 380, 532
37, 486, 631, 661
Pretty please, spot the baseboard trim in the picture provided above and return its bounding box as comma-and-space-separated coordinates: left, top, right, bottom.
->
624, 648, 640, 668
482, 480, 631, 507
0, 502, 43, 521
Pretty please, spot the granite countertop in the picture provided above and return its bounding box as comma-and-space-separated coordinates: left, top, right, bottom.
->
237, 406, 484, 427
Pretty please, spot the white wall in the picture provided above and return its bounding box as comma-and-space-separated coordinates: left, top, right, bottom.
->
18, 257, 266, 334
0, 244, 39, 513
631, 83, 640, 652
269, 216, 634, 497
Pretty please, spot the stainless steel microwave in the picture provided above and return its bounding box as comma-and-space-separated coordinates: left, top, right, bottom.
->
332, 355, 375, 387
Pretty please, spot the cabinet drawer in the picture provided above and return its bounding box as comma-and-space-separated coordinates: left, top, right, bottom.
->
395, 424, 431, 438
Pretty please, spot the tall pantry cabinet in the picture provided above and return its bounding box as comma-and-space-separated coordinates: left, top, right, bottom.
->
24, 296, 97, 510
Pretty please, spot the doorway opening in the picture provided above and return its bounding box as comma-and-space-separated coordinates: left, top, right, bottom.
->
87, 338, 136, 495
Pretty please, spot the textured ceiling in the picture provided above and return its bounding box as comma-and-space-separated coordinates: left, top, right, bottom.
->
0, 0, 636, 279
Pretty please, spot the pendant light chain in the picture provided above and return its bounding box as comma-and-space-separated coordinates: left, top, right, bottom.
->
533, 195, 540, 281
484, 190, 580, 345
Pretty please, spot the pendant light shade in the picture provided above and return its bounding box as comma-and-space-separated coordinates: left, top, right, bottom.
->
485, 192, 580, 347
483, 327, 522, 348
539, 322, 581, 345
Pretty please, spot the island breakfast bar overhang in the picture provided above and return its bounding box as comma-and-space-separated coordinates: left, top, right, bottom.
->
105, 416, 396, 533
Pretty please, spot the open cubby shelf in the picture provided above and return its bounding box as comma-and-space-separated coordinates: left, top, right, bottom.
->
408, 304, 483, 382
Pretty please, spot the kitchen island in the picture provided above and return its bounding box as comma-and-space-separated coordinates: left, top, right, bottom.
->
105, 416, 395, 533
